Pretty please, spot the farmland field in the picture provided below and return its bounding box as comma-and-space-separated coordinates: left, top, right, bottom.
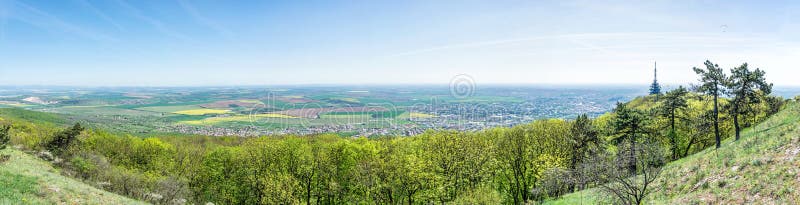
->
51, 106, 161, 117
407, 112, 436, 118
172, 109, 230, 115
9, 85, 797, 137
134, 105, 204, 113
180, 113, 298, 125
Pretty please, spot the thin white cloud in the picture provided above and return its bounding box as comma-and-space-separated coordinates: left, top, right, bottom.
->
385, 36, 557, 58
74, 0, 125, 31
9, 0, 117, 42
0, 0, 8, 42
176, 0, 233, 39
114, 0, 189, 41
386, 32, 778, 58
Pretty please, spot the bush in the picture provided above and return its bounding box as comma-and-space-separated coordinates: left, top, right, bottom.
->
45, 123, 84, 155
451, 186, 502, 205
536, 167, 574, 200
0, 124, 10, 150
0, 124, 10, 163
70, 156, 97, 179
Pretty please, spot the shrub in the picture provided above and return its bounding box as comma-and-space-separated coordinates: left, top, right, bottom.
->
451, 186, 502, 205
0, 124, 11, 163
0, 124, 10, 150
536, 167, 574, 199
45, 123, 84, 155
70, 156, 97, 179
750, 159, 763, 167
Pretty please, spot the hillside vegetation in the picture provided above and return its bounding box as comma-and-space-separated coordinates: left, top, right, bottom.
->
0, 148, 144, 204
548, 101, 800, 204
0, 60, 788, 204
0, 95, 783, 204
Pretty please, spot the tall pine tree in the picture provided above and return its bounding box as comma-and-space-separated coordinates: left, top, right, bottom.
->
726, 63, 772, 141
693, 60, 726, 149
660, 86, 688, 159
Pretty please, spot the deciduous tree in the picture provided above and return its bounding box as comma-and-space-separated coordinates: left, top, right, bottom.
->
596, 141, 664, 205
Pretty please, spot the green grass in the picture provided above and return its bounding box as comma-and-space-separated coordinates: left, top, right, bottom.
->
542, 189, 601, 205
50, 106, 162, 117
0, 108, 67, 126
0, 149, 146, 204
163, 114, 208, 122
0, 169, 44, 204
547, 102, 800, 204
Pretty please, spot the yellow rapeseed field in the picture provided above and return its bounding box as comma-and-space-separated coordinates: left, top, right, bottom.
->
409, 112, 436, 118
172, 109, 230, 115
180, 113, 297, 125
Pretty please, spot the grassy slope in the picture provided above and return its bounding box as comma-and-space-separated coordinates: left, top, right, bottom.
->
547, 102, 800, 204
0, 149, 146, 205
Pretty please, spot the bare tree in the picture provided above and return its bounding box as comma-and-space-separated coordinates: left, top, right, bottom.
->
595, 141, 664, 205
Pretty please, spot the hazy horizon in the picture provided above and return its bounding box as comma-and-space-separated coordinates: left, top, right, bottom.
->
2, 0, 800, 86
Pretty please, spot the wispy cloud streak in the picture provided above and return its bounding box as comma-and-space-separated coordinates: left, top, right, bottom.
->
0, 0, 8, 42
10, 0, 117, 42
176, 0, 233, 39
74, 0, 125, 31
114, 0, 189, 41
385, 32, 778, 58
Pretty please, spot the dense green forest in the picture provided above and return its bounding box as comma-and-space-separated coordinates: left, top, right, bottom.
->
0, 62, 791, 204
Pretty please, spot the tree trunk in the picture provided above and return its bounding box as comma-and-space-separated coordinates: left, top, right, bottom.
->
734, 105, 741, 141
305, 178, 312, 205
670, 111, 676, 160
629, 129, 636, 175
684, 135, 696, 157
713, 94, 720, 149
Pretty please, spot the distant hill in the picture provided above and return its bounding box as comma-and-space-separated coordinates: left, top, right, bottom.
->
0, 148, 145, 204
547, 101, 800, 204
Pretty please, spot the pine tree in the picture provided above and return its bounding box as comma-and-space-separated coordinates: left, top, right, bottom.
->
612, 102, 649, 174
693, 60, 726, 149
569, 114, 599, 191
660, 86, 688, 159
46, 123, 85, 155
726, 63, 772, 141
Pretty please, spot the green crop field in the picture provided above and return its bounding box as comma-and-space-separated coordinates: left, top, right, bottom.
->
52, 106, 162, 117
134, 105, 205, 113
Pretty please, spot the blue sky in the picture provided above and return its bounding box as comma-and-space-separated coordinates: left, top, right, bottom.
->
1, 0, 799, 86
